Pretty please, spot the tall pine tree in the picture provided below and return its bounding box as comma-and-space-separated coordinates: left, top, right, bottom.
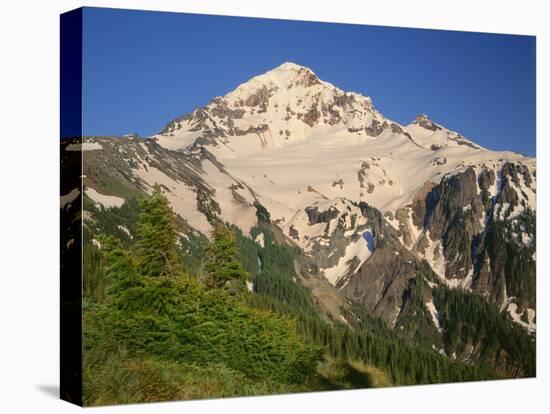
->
134, 184, 179, 277
205, 223, 249, 288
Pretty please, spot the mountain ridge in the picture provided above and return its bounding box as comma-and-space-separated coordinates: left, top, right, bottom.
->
153, 62, 509, 157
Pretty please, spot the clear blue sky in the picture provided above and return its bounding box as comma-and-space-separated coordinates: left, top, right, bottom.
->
82, 7, 536, 156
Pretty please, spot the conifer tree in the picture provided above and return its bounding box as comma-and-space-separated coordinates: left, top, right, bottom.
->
134, 184, 179, 277
98, 235, 143, 309
205, 223, 249, 288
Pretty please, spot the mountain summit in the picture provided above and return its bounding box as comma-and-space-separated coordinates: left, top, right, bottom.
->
154, 62, 494, 161
224, 61, 372, 107
225, 62, 329, 99
155, 62, 384, 154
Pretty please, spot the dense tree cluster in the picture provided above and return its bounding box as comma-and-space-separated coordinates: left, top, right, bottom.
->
434, 287, 535, 377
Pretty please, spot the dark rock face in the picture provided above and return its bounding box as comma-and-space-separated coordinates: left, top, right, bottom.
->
421, 168, 484, 278
358, 201, 398, 249
471, 238, 506, 304
245, 85, 271, 107
338, 202, 415, 327
413, 168, 484, 279
254, 201, 271, 224
390, 123, 403, 134
342, 245, 417, 326
502, 162, 522, 186
394, 207, 414, 247
196, 188, 222, 222
209, 99, 245, 119
333, 93, 357, 108
323, 104, 343, 125
233, 124, 269, 136
305, 206, 339, 225
357, 161, 376, 195
332, 179, 344, 189
453, 136, 480, 149
495, 162, 536, 211
478, 170, 496, 191
428, 168, 483, 235
413, 114, 442, 131
478, 169, 496, 210
302, 105, 321, 127
190, 128, 227, 148
410, 181, 437, 229
188, 109, 212, 131
521, 165, 533, 187
431, 157, 447, 166
292, 68, 322, 88
499, 179, 519, 206
299, 200, 394, 287
288, 225, 300, 241
364, 120, 387, 137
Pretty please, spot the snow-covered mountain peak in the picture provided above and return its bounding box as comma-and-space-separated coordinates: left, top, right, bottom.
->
154, 63, 512, 168
225, 61, 332, 101
220, 61, 369, 115
155, 62, 386, 153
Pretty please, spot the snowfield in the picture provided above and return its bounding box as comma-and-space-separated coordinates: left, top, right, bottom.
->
85, 187, 125, 209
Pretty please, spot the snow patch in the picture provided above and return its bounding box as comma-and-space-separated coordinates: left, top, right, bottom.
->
85, 187, 125, 209
66, 142, 103, 151
254, 232, 265, 247
425, 299, 442, 333
507, 302, 536, 334
117, 225, 132, 239
322, 235, 372, 286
